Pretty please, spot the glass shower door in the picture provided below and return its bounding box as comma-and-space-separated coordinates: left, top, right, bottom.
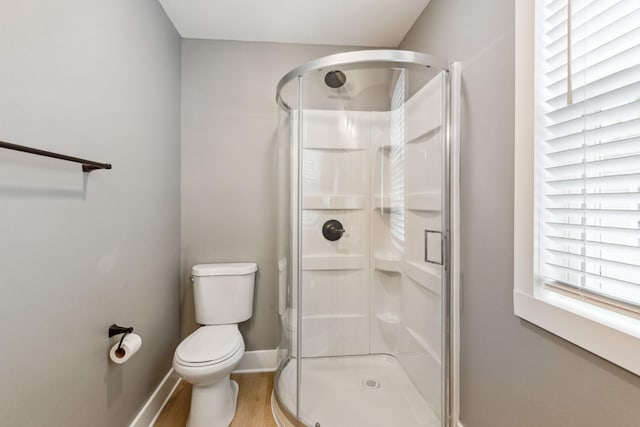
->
275, 76, 300, 422
296, 64, 449, 427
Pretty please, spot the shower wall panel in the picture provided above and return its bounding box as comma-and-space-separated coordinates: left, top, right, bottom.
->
367, 73, 446, 418
301, 110, 371, 357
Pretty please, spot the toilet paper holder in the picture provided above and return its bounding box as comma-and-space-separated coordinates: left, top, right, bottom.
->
109, 324, 134, 357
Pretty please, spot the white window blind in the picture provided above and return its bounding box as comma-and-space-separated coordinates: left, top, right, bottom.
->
536, 0, 640, 307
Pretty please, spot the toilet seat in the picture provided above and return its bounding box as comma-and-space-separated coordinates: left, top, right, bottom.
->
175, 325, 243, 367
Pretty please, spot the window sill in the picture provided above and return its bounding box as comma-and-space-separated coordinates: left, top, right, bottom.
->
514, 289, 640, 375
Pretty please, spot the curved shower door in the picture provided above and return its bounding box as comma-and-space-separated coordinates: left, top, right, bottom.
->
276, 50, 453, 427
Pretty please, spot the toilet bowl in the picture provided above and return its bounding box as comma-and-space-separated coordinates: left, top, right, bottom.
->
173, 262, 257, 427
173, 325, 245, 427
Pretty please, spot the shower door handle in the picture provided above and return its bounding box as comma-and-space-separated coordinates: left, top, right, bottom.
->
425, 229, 444, 265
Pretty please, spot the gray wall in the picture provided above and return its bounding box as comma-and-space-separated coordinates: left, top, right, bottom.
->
400, 1, 640, 426
0, 1, 181, 426
180, 40, 361, 350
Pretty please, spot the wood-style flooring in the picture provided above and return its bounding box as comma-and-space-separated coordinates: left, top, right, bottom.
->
154, 372, 278, 427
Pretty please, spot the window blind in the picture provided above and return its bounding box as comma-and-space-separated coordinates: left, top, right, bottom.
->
536, 0, 640, 306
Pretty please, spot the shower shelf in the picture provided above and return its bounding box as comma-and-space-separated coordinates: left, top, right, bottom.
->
303, 195, 366, 210
377, 143, 403, 152
406, 124, 441, 145
372, 193, 442, 211
302, 254, 366, 271
373, 253, 402, 273
404, 261, 442, 296
373, 194, 402, 210
375, 125, 441, 150
303, 140, 366, 150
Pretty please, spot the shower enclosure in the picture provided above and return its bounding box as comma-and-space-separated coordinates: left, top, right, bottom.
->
274, 50, 459, 427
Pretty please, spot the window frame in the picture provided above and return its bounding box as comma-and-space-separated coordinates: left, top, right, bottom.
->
514, 0, 640, 376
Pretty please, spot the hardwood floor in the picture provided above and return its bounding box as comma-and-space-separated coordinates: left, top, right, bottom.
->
154, 372, 278, 427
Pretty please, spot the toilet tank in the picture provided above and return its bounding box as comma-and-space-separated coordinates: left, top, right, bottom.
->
191, 263, 257, 325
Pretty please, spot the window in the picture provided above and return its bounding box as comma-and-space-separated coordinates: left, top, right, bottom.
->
514, 0, 640, 375
536, 0, 640, 308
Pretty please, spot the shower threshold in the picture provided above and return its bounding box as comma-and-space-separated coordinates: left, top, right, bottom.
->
274, 354, 440, 427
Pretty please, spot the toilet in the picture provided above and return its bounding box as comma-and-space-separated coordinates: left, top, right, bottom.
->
173, 262, 257, 427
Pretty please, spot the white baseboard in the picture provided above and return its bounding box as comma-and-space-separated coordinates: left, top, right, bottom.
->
129, 368, 181, 427
233, 349, 278, 373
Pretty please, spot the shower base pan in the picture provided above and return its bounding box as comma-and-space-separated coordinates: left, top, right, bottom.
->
272, 354, 440, 427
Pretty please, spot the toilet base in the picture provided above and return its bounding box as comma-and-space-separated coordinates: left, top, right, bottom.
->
186, 377, 239, 427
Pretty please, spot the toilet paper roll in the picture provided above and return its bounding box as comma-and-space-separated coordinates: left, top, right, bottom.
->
109, 333, 142, 364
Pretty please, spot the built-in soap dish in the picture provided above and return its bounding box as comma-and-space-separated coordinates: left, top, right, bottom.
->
373, 252, 402, 273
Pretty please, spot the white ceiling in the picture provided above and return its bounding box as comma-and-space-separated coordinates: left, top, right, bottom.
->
158, 0, 431, 47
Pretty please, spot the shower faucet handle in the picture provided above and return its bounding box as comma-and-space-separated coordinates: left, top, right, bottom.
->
322, 219, 346, 241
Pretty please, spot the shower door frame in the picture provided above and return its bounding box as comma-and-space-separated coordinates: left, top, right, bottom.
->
275, 50, 461, 427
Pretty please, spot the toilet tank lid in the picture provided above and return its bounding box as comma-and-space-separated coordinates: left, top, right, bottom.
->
192, 263, 258, 277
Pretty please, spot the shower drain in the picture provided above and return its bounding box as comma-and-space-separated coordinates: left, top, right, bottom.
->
362, 377, 381, 389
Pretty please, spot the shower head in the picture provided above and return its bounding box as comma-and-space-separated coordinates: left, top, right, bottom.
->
324, 70, 346, 88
